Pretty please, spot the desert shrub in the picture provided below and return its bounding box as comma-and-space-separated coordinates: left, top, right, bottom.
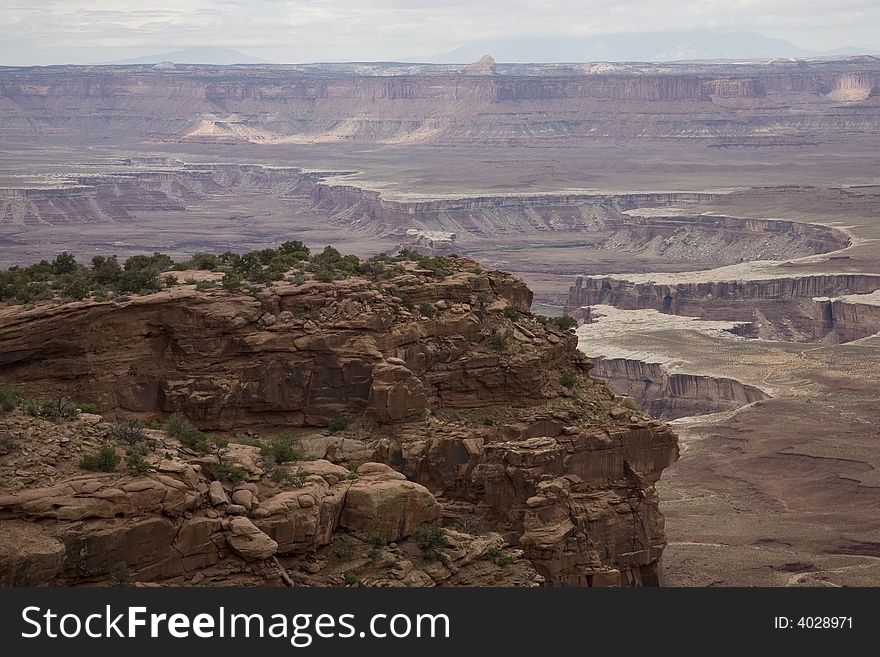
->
482, 416, 494, 426
108, 419, 149, 446
208, 463, 246, 484
368, 532, 387, 548
489, 334, 507, 351
187, 253, 221, 270
398, 292, 414, 311
475, 292, 490, 308
125, 448, 150, 474
334, 539, 355, 562
80, 445, 121, 472
503, 306, 520, 320
413, 525, 449, 564
272, 467, 309, 488
77, 402, 99, 414
109, 562, 132, 586
38, 397, 77, 420
0, 384, 21, 412
550, 315, 577, 331
52, 252, 78, 275
289, 272, 306, 286
313, 268, 335, 283
221, 271, 242, 291
163, 412, 190, 437
178, 425, 210, 454
328, 416, 350, 433
343, 571, 358, 586
263, 431, 305, 464
484, 546, 514, 566
0, 432, 15, 455
195, 280, 217, 292
560, 369, 577, 388
418, 303, 435, 318
163, 274, 178, 288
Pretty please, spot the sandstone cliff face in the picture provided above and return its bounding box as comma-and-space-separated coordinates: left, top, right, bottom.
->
0, 260, 677, 586
813, 292, 880, 341
588, 357, 769, 419
566, 273, 880, 342
2, 61, 878, 144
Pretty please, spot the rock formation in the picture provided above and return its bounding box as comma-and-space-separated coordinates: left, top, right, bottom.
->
0, 257, 678, 586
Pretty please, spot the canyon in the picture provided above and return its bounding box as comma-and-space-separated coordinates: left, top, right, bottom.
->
2, 57, 880, 586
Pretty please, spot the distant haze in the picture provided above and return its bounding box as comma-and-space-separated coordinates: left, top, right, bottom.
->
1, 1, 878, 66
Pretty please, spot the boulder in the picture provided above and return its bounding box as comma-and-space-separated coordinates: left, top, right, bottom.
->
340, 463, 441, 542
225, 517, 277, 561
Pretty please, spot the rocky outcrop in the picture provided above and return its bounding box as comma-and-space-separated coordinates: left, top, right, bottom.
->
588, 357, 769, 419
813, 292, 880, 341
566, 272, 880, 342
0, 259, 679, 586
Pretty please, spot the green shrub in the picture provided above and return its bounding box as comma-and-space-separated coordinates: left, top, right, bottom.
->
328, 416, 350, 433
77, 402, 99, 414
163, 412, 189, 437
343, 571, 358, 586
418, 303, 435, 318
560, 369, 577, 388
550, 315, 577, 331
0, 384, 21, 412
290, 272, 306, 286
38, 397, 77, 420
484, 546, 513, 566
195, 280, 217, 292
208, 463, 246, 484
503, 306, 520, 320
482, 416, 494, 426
125, 448, 150, 474
368, 532, 387, 548
163, 274, 178, 288
335, 539, 355, 562
178, 425, 210, 453
272, 467, 309, 488
221, 271, 242, 291
0, 432, 15, 455
314, 268, 335, 283
263, 431, 305, 464
489, 334, 507, 351
80, 445, 121, 472
413, 524, 449, 563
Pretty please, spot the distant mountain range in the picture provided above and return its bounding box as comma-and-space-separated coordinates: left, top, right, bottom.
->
104, 47, 266, 65
407, 30, 880, 63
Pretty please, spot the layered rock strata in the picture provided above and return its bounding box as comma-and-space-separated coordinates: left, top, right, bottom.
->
0, 259, 678, 586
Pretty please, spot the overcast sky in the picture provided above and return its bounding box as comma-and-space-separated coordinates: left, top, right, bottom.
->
1, 0, 878, 65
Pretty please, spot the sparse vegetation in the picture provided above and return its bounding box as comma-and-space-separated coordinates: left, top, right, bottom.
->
334, 539, 355, 562
0, 432, 16, 455
343, 570, 358, 586
0, 384, 21, 412
108, 419, 149, 446
109, 562, 132, 586
328, 416, 350, 433
368, 532, 387, 548
80, 444, 121, 472
418, 302, 435, 318
560, 369, 577, 388
413, 524, 449, 564
271, 467, 309, 488
489, 334, 508, 351
262, 431, 305, 464
503, 306, 520, 320
483, 416, 494, 426
484, 546, 514, 566
125, 448, 150, 474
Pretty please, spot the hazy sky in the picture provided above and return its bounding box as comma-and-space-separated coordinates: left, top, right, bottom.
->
1, 0, 878, 65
